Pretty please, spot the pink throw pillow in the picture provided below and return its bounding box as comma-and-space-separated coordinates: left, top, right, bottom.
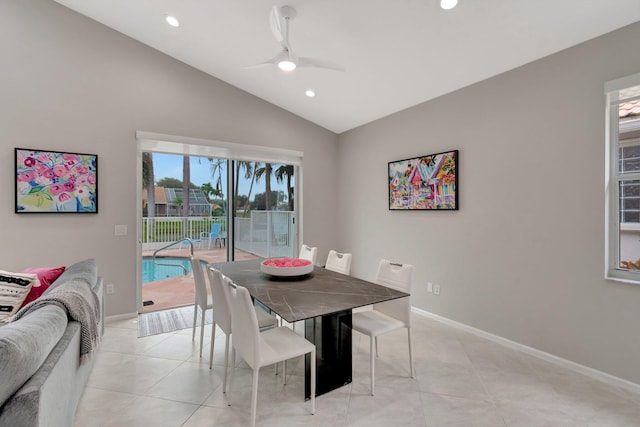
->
21, 266, 66, 306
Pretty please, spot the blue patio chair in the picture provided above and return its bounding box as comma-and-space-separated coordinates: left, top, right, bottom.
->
200, 222, 223, 249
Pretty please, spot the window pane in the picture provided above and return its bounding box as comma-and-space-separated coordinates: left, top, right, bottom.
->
619, 179, 640, 270
620, 180, 640, 223
619, 145, 640, 173
234, 162, 296, 259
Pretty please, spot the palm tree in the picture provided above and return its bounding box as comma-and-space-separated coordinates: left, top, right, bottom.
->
172, 197, 183, 215
142, 152, 156, 217
182, 156, 190, 237
274, 164, 294, 211
142, 152, 156, 240
208, 158, 226, 218
233, 161, 253, 219
241, 161, 262, 217
255, 163, 273, 210
200, 182, 214, 200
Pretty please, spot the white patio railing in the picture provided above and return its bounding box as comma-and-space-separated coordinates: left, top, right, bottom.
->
141, 216, 226, 250
235, 211, 295, 258
142, 211, 296, 258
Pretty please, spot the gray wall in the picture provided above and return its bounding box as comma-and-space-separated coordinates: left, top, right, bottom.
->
3, 0, 640, 388
338, 21, 640, 385
0, 0, 338, 316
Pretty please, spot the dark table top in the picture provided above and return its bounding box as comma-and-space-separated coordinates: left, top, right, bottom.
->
211, 259, 409, 323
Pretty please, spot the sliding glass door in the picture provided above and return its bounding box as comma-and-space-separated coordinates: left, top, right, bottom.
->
137, 138, 300, 314
232, 161, 296, 261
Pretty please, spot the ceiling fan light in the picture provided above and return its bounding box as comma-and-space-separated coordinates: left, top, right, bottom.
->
440, 0, 458, 10
165, 15, 180, 27
278, 60, 296, 71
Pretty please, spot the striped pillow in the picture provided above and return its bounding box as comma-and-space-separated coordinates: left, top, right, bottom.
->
0, 270, 38, 322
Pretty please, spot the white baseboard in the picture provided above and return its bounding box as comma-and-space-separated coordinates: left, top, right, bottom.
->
104, 312, 138, 323
411, 307, 640, 395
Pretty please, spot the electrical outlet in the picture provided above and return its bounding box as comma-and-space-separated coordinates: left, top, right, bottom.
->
106, 284, 115, 294
114, 225, 127, 236
433, 284, 441, 295
427, 282, 433, 293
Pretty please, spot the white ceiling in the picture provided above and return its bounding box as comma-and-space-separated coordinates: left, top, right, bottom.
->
53, 0, 640, 134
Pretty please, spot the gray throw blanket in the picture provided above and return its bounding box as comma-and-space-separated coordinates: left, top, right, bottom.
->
11, 280, 101, 362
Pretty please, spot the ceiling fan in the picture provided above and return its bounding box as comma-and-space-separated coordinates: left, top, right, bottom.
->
246, 5, 345, 72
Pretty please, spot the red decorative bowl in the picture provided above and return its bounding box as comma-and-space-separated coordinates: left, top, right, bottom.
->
260, 258, 314, 277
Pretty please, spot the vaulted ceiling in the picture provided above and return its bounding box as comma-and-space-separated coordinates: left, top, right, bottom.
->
54, 0, 640, 133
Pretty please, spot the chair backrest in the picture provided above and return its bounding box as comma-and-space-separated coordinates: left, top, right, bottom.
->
190, 257, 208, 310
373, 259, 414, 325
207, 267, 232, 334
227, 282, 261, 369
209, 222, 222, 238
325, 250, 353, 275
299, 244, 318, 265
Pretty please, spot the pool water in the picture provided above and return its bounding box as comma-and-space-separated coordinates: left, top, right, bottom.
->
142, 257, 204, 283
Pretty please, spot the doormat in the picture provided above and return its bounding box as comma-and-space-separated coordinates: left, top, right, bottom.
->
138, 305, 212, 338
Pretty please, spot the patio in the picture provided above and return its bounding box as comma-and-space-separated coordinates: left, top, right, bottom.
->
140, 247, 259, 313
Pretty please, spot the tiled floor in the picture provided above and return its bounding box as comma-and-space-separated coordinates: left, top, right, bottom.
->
75, 313, 640, 426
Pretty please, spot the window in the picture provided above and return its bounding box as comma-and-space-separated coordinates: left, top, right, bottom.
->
606, 73, 640, 281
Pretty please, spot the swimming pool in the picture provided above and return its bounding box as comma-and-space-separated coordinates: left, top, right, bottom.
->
142, 257, 205, 283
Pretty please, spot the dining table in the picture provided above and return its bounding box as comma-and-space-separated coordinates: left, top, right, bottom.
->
210, 258, 409, 399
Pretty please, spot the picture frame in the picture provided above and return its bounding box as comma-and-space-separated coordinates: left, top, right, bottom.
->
388, 150, 458, 210
15, 148, 98, 213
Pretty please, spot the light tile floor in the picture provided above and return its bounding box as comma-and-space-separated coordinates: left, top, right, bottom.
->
75, 314, 640, 426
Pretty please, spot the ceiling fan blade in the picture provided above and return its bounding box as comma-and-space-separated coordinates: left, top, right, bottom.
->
244, 49, 291, 69
243, 56, 278, 69
297, 57, 345, 72
244, 61, 276, 69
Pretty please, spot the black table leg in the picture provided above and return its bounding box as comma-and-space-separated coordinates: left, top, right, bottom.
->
304, 309, 352, 399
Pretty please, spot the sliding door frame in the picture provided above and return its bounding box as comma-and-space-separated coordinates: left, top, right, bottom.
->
135, 131, 304, 314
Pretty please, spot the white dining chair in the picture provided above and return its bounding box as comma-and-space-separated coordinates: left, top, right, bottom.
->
206, 267, 278, 392
351, 259, 414, 396
227, 282, 316, 427
299, 244, 318, 265
190, 256, 212, 357
325, 250, 353, 275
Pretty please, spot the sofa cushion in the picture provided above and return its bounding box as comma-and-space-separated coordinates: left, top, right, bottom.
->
0, 304, 67, 406
21, 266, 66, 307
46, 259, 97, 294
0, 271, 38, 322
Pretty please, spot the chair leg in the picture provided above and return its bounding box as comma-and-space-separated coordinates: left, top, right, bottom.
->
310, 348, 316, 415
227, 347, 236, 406
209, 323, 217, 369
375, 336, 379, 357
199, 309, 206, 357
223, 333, 230, 393
192, 305, 198, 341
283, 361, 287, 385
250, 369, 259, 427
370, 336, 376, 396
408, 327, 414, 378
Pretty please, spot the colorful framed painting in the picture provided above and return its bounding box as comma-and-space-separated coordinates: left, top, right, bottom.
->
15, 148, 98, 213
388, 150, 458, 210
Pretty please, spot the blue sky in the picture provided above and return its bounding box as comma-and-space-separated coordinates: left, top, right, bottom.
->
152, 153, 286, 198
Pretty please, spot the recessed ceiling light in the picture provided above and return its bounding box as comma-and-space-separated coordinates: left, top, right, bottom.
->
165, 15, 180, 27
305, 89, 316, 98
440, 0, 458, 10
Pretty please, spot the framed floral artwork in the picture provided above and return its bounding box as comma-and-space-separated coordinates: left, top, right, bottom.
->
15, 148, 98, 213
388, 150, 458, 210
